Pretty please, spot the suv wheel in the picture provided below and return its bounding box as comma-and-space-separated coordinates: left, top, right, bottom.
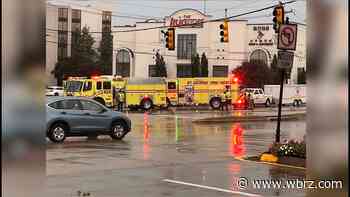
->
110, 121, 127, 140
48, 123, 67, 143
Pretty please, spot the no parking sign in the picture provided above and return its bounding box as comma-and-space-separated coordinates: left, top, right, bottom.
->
277, 24, 297, 51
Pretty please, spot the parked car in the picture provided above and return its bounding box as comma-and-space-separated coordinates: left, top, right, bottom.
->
46, 86, 64, 96
46, 97, 131, 143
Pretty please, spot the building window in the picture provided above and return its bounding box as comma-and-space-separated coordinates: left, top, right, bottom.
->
177, 34, 196, 59
116, 50, 130, 77
177, 64, 193, 78
212, 65, 228, 77
102, 11, 112, 33
250, 49, 268, 65
58, 8, 68, 60
58, 8, 68, 21
149, 65, 158, 77
71, 9, 81, 31
71, 9, 81, 57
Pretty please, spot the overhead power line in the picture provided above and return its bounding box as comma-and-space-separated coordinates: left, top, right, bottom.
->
46, 0, 296, 34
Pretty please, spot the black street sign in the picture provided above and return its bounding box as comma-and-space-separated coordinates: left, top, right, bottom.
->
278, 50, 294, 69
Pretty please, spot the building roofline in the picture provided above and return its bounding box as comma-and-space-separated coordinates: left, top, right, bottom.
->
248, 22, 307, 26
165, 8, 212, 18
113, 25, 137, 28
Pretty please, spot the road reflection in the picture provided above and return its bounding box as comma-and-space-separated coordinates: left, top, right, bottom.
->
229, 123, 246, 159
143, 112, 150, 160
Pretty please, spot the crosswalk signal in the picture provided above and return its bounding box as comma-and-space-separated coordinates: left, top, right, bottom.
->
165, 28, 175, 50
219, 20, 229, 43
272, 5, 285, 33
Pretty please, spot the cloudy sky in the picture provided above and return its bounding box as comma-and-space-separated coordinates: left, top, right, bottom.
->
50, 0, 306, 26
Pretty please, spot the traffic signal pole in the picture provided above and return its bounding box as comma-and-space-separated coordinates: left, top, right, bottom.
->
273, 2, 285, 143
275, 68, 285, 143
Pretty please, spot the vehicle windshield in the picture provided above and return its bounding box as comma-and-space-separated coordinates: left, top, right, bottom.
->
242, 89, 253, 93
66, 81, 83, 92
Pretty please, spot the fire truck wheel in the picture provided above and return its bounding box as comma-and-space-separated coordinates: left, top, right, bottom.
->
141, 99, 153, 111
210, 97, 221, 110
94, 97, 105, 106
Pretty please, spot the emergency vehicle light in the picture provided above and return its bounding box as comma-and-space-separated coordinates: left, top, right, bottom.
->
91, 76, 100, 80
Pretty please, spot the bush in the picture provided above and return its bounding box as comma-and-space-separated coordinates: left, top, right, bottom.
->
268, 139, 306, 158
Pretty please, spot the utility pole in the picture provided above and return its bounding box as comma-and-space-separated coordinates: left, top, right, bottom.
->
203, 0, 207, 14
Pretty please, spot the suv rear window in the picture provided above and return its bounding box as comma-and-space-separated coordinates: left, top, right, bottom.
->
48, 100, 65, 109
48, 100, 82, 110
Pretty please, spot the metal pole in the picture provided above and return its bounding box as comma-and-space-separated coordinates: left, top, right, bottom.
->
275, 68, 285, 143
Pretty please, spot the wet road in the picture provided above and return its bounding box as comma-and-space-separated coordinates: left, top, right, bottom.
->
47, 110, 306, 197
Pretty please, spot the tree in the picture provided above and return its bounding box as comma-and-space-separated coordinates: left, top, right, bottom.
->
155, 52, 167, 77
232, 60, 273, 88
297, 68, 306, 84
269, 54, 293, 84
52, 26, 100, 84
191, 53, 200, 77
71, 29, 81, 59
200, 53, 209, 77
270, 54, 281, 84
97, 31, 113, 74
75, 26, 97, 64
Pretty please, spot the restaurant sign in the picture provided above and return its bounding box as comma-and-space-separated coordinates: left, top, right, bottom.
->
166, 9, 207, 28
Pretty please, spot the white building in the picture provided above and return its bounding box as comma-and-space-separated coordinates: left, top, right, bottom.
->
113, 9, 249, 79
112, 8, 306, 84
46, 1, 112, 85
247, 23, 306, 84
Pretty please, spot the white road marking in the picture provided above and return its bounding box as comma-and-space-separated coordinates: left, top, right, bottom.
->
163, 179, 262, 197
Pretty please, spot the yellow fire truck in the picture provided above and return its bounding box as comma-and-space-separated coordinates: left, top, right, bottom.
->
64, 76, 239, 110
166, 77, 239, 109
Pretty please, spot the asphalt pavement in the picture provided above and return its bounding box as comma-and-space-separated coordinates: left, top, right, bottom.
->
47, 108, 306, 197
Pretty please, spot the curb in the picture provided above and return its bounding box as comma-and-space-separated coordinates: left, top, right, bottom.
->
235, 157, 306, 170
192, 113, 306, 123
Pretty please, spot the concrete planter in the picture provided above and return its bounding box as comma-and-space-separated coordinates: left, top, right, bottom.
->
278, 156, 306, 168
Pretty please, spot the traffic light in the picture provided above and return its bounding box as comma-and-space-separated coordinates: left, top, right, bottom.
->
165, 28, 175, 50
219, 19, 229, 42
272, 5, 285, 33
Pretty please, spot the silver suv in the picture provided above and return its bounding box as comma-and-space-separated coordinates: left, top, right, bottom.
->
46, 97, 131, 143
